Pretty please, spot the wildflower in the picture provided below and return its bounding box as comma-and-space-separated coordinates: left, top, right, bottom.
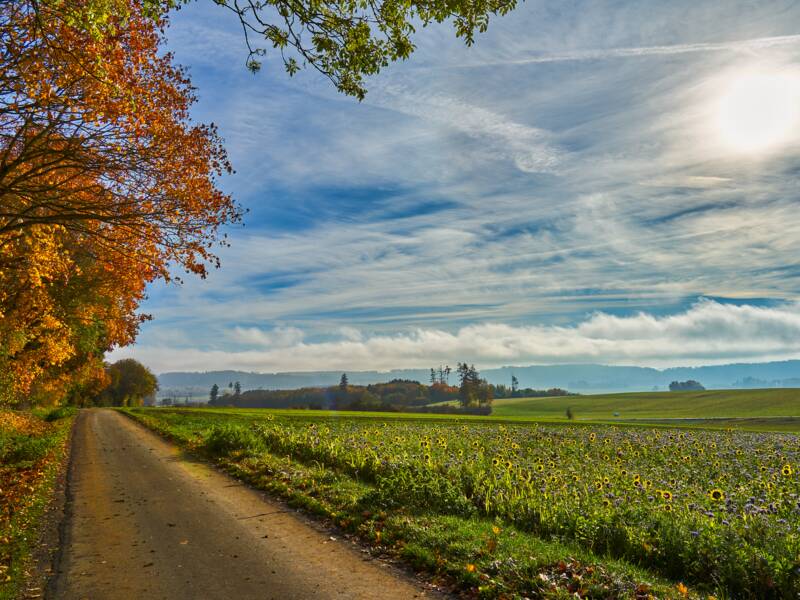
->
465, 563, 476, 573
708, 488, 725, 501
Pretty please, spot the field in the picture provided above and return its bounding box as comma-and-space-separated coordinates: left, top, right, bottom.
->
124, 407, 800, 599
493, 388, 800, 431
0, 407, 75, 599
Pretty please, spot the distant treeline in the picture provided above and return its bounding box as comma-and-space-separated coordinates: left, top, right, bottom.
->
207, 372, 574, 413
489, 385, 575, 399
209, 378, 459, 411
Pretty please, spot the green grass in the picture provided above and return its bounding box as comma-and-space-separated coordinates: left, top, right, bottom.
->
0, 408, 74, 600
493, 388, 800, 430
122, 406, 800, 599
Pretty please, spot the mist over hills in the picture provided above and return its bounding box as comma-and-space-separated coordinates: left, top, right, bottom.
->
157, 360, 800, 398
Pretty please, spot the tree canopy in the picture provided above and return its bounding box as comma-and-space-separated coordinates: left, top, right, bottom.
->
0, 0, 239, 405
100, 359, 159, 406
42, 0, 520, 100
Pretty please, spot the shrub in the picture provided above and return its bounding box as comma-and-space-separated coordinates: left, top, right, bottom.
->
43, 406, 77, 421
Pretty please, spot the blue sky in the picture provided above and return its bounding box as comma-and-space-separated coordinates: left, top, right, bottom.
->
111, 0, 800, 373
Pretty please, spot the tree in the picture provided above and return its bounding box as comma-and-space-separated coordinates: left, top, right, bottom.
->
511, 375, 519, 394
565, 406, 574, 420
669, 380, 705, 392
0, 0, 240, 406
55, 0, 520, 101
430, 368, 437, 385
209, 383, 219, 404
100, 359, 158, 407
456, 362, 492, 407
234, 381, 242, 396
339, 373, 349, 391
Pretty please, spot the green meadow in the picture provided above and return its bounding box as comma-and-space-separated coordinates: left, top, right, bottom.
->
493, 388, 800, 431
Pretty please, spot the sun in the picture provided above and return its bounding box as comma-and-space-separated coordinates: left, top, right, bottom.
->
714, 69, 800, 154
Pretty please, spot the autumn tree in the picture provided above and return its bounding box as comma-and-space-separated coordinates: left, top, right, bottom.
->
0, 0, 240, 405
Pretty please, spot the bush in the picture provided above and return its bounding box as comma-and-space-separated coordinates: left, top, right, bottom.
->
43, 406, 77, 421
0, 432, 53, 466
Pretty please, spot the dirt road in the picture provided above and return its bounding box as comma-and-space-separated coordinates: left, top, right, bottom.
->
50, 409, 441, 599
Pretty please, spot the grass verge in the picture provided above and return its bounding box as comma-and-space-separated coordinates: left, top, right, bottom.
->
0, 407, 75, 600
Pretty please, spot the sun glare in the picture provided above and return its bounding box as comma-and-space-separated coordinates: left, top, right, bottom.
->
715, 69, 800, 154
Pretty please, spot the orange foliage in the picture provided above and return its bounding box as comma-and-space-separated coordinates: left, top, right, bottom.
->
0, 1, 242, 405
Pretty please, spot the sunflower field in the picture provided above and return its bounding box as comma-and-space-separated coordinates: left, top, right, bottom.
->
126, 408, 800, 598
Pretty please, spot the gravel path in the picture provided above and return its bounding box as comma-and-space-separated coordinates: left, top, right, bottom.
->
50, 409, 440, 599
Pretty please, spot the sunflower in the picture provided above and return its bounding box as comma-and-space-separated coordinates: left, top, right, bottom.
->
594, 480, 603, 490
708, 488, 725, 501
491, 457, 500, 467
663, 504, 673, 512
505, 460, 513, 471
661, 490, 673, 501
782, 464, 793, 477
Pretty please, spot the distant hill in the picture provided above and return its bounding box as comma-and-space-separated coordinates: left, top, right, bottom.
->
157, 360, 800, 398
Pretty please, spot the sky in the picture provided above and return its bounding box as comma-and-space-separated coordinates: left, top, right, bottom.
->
110, 0, 800, 374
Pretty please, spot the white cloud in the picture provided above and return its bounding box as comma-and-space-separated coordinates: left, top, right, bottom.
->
230, 326, 305, 348
111, 300, 800, 373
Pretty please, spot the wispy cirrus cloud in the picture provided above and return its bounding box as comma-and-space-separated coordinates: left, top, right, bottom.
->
448, 34, 800, 69
112, 0, 800, 373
